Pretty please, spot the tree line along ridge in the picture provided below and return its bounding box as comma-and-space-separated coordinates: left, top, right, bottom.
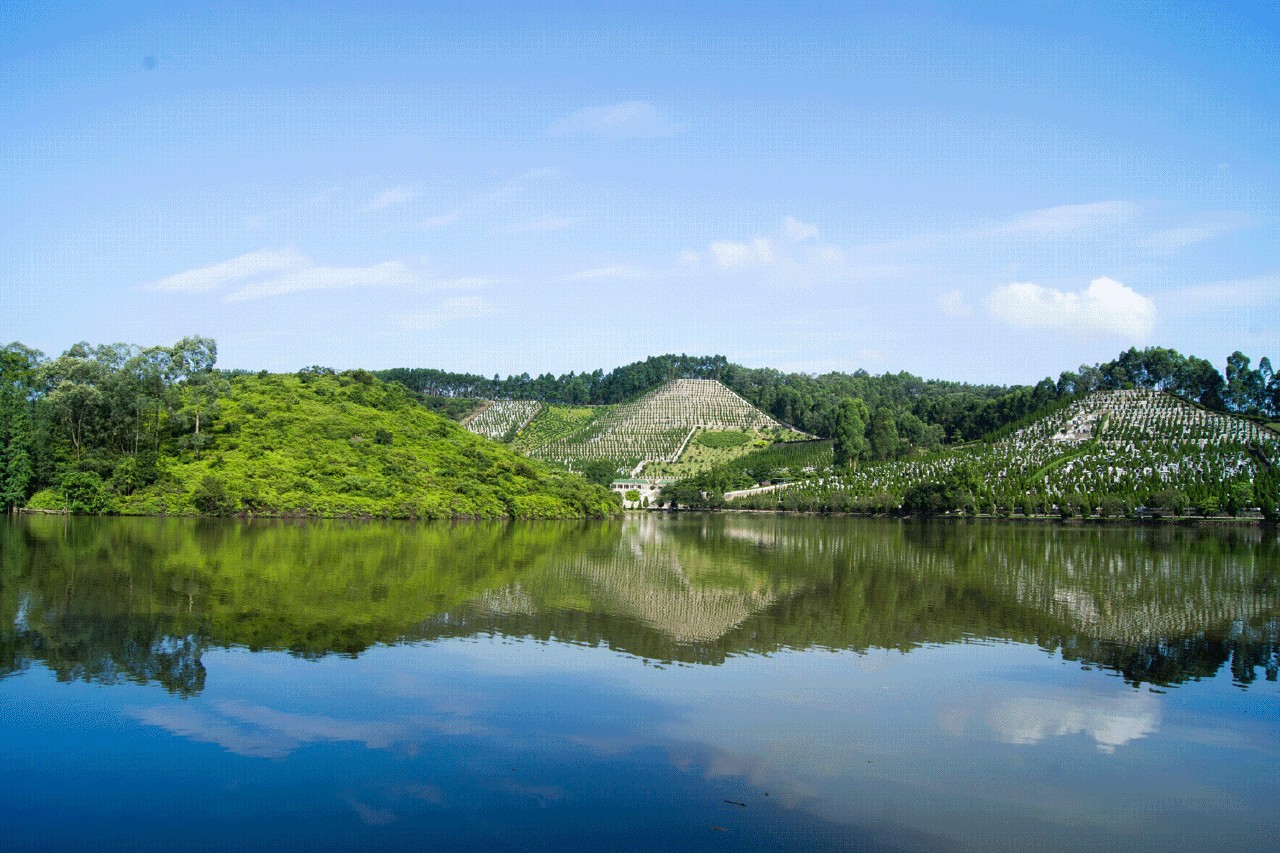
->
3, 339, 1278, 518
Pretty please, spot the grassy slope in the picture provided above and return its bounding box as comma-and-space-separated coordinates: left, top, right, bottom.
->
671, 440, 835, 493
643, 429, 782, 479
116, 372, 620, 519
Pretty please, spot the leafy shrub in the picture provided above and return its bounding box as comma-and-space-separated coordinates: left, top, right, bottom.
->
1097, 496, 1127, 518
1151, 489, 1188, 516
26, 488, 63, 510
580, 459, 620, 486
109, 453, 159, 496
1196, 495, 1220, 517
61, 471, 112, 514
192, 474, 235, 516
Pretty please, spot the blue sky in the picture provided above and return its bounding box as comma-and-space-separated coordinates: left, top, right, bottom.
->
3, 1, 1276, 384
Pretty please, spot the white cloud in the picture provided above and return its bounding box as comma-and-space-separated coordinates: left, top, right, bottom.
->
129, 699, 484, 760
984, 276, 1155, 340
850, 200, 1141, 260
937, 290, 973, 316
508, 216, 576, 234
146, 247, 309, 292
226, 261, 418, 301
418, 210, 460, 229
1161, 274, 1278, 317
1143, 220, 1246, 255
709, 237, 776, 268
365, 186, 418, 211
783, 216, 820, 243
396, 296, 490, 331
682, 219, 850, 289
421, 275, 493, 291
986, 690, 1159, 754
990, 201, 1138, 237
471, 167, 559, 206
547, 101, 680, 139
563, 265, 650, 281
151, 248, 498, 303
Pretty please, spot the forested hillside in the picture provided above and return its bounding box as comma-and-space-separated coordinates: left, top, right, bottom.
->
380, 346, 1280, 451
0, 340, 618, 519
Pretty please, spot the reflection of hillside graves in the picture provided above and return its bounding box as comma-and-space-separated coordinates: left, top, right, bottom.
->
556, 515, 798, 643
1, 516, 1276, 695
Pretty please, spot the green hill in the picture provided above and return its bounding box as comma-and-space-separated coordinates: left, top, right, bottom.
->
47, 372, 619, 519
678, 389, 1280, 517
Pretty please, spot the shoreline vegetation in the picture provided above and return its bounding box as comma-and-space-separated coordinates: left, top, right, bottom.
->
11, 504, 1271, 527
1, 339, 619, 521
655, 506, 1276, 526
2, 338, 1277, 521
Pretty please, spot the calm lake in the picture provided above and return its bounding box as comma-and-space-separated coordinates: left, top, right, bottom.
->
1, 514, 1277, 852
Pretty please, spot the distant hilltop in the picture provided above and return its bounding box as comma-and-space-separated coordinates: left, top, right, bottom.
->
392, 347, 1280, 518
381, 345, 1279, 452
464, 379, 803, 477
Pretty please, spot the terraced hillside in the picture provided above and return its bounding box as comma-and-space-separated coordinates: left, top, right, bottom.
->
725, 389, 1280, 515
509, 379, 789, 473
462, 400, 542, 441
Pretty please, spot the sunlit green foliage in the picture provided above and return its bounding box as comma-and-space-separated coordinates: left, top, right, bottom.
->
511, 404, 606, 453
3, 337, 618, 519
643, 427, 793, 480
659, 440, 833, 505
0, 344, 40, 509
111, 372, 619, 519
384, 347, 1280, 450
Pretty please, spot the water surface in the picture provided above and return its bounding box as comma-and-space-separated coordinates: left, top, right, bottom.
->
1, 514, 1277, 851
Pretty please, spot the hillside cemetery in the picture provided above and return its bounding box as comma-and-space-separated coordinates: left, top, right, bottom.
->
724, 389, 1280, 516
469, 379, 796, 474
461, 400, 542, 441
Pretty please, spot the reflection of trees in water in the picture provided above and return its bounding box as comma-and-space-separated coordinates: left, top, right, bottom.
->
1, 515, 1276, 694
903, 522, 1277, 644
881, 522, 1279, 686
1052, 618, 1279, 688
0, 524, 208, 696
1, 603, 207, 697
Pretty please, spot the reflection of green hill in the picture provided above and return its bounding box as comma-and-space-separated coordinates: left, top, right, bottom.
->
1, 515, 1276, 695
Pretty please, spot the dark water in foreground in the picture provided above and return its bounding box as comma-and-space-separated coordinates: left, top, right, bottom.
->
1, 514, 1277, 852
